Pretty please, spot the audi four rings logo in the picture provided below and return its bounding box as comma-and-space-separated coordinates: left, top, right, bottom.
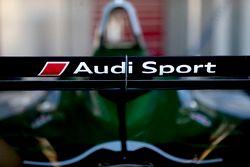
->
38, 61, 216, 76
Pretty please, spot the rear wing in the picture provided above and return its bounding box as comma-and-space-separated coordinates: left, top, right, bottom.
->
0, 56, 249, 90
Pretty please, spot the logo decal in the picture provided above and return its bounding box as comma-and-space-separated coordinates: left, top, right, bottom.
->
38, 62, 69, 76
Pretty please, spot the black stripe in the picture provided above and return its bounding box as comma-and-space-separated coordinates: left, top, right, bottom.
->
0, 56, 249, 77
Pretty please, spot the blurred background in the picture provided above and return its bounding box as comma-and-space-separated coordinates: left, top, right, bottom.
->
1, 0, 249, 57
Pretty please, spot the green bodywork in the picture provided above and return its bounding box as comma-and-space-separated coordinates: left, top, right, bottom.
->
0, 45, 228, 151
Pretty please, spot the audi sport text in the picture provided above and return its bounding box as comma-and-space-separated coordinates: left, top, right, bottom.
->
39, 61, 216, 76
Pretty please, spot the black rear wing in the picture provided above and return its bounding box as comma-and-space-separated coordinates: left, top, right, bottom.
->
0, 56, 249, 90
